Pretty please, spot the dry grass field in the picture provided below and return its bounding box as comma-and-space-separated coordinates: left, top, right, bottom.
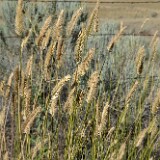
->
87, 0, 160, 34
1, 0, 160, 159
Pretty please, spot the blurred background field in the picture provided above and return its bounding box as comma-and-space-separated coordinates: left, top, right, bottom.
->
1, 0, 160, 78
88, 0, 160, 33
1, 0, 160, 32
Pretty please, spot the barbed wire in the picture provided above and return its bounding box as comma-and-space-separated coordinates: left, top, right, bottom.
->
0, 33, 158, 40
2, 0, 160, 4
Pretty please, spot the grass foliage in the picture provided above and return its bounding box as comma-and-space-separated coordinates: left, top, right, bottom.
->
0, 0, 160, 159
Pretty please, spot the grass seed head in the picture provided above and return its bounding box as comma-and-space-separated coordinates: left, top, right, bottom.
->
22, 107, 42, 134
116, 142, 126, 160
67, 7, 83, 36
86, 1, 99, 35
107, 22, 126, 52
49, 75, 71, 117
57, 36, 64, 61
0, 107, 6, 127
0, 81, 5, 96
86, 71, 99, 103
64, 87, 76, 114
25, 55, 33, 78
73, 48, 95, 85
5, 72, 14, 101
15, 0, 24, 36
96, 102, 109, 135
75, 25, 87, 63
41, 28, 52, 49
44, 42, 56, 80
31, 139, 48, 159
152, 89, 160, 114
150, 31, 158, 47
52, 10, 64, 40
135, 128, 148, 147
36, 15, 52, 46
150, 36, 159, 63
125, 80, 139, 104
135, 46, 145, 75
21, 29, 32, 52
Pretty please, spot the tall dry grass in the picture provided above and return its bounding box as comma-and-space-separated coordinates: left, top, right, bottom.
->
0, 0, 160, 159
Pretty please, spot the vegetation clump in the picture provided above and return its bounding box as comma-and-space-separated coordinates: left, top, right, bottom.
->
0, 0, 160, 159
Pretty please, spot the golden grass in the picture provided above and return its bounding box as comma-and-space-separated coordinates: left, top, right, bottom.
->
125, 80, 139, 104
107, 22, 127, 52
86, 71, 99, 103
67, 7, 83, 36
0, 0, 160, 159
49, 75, 71, 117
15, 0, 24, 36
135, 46, 145, 75
44, 42, 57, 80
22, 107, 42, 134
52, 10, 64, 40
75, 25, 87, 62
36, 15, 52, 46
96, 101, 109, 135
73, 48, 95, 85
64, 87, 76, 114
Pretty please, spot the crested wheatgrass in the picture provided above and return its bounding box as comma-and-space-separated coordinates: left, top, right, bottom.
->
86, 71, 99, 103
41, 28, 52, 50
2, 2, 160, 159
36, 15, 52, 46
64, 87, 76, 114
151, 89, 160, 114
116, 142, 126, 160
135, 46, 145, 75
0, 81, 4, 96
31, 138, 48, 159
21, 29, 32, 52
135, 128, 148, 147
44, 42, 56, 80
125, 80, 139, 104
22, 107, 42, 134
67, 7, 83, 36
75, 25, 86, 63
23, 85, 31, 120
25, 55, 33, 78
150, 31, 158, 47
0, 107, 6, 127
86, 0, 99, 35
15, 0, 24, 36
57, 36, 64, 62
49, 75, 71, 117
5, 72, 14, 102
52, 10, 64, 40
107, 22, 126, 52
73, 48, 95, 84
96, 102, 109, 135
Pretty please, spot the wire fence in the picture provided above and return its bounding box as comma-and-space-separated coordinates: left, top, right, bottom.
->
0, 33, 158, 40
1, 0, 159, 39
2, 0, 160, 4
1, 33, 160, 84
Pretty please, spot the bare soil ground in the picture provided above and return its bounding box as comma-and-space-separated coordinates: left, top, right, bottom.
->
87, 0, 160, 34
